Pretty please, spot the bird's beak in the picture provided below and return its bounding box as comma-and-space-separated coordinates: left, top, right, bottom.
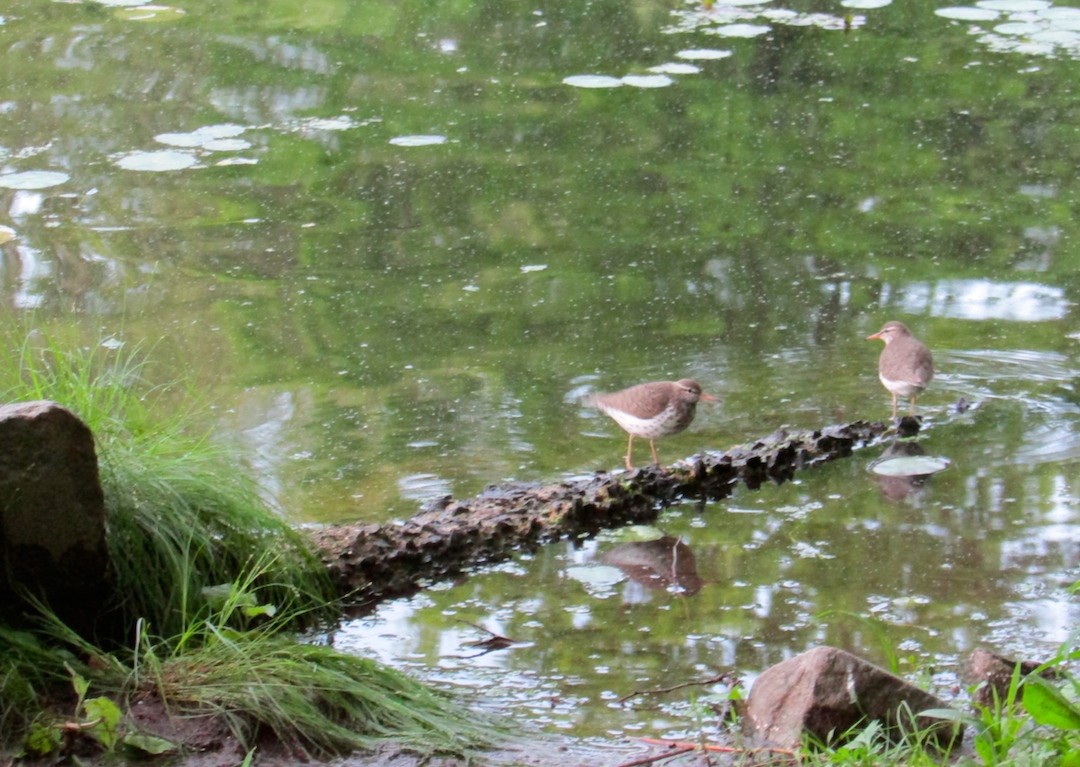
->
699, 393, 718, 402
866, 331, 883, 341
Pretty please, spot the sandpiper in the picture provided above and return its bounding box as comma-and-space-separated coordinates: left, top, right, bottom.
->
590, 378, 715, 470
867, 321, 934, 419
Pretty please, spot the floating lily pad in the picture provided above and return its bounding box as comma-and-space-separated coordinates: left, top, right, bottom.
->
674, 48, 733, 60
115, 5, 186, 22
1030, 28, 1080, 44
114, 150, 197, 171
201, 138, 251, 152
0, 170, 69, 190
0, 225, 15, 244
1040, 7, 1080, 22
562, 74, 624, 88
388, 134, 448, 146
935, 6, 1000, 20
603, 525, 668, 543
712, 23, 771, 37
155, 124, 246, 148
565, 565, 625, 593
870, 455, 951, 477
306, 116, 358, 131
648, 62, 702, 74
841, 0, 891, 7
994, 21, 1042, 35
214, 157, 258, 167
621, 74, 674, 88
976, 0, 1050, 10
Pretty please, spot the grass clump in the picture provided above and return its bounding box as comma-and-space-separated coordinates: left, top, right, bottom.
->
2, 331, 333, 638
0, 330, 496, 759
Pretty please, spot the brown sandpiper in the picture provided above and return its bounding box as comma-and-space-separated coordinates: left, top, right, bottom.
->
867, 321, 934, 419
589, 379, 716, 470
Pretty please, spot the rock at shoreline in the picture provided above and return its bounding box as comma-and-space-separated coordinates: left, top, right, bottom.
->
744, 646, 962, 750
0, 400, 112, 636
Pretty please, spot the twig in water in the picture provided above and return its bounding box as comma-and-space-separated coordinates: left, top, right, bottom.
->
637, 737, 799, 758
617, 672, 735, 704
614, 744, 695, 767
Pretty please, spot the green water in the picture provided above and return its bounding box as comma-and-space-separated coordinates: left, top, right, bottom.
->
1, 0, 1077, 740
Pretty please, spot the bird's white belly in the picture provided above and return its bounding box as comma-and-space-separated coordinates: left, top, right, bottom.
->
879, 374, 924, 398
602, 405, 677, 438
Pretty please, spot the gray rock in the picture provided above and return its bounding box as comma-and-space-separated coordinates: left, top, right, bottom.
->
744, 646, 962, 750
0, 400, 112, 636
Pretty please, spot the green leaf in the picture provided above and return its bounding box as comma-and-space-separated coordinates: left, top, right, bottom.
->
1022, 677, 1080, 730
919, 707, 971, 724
66, 664, 90, 700
83, 696, 124, 748
23, 722, 61, 757
243, 602, 277, 618
1061, 746, 1080, 767
123, 732, 178, 755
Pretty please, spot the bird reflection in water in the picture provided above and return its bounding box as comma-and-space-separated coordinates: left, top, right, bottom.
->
601, 536, 704, 597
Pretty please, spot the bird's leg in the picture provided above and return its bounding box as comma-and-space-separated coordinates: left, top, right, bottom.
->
624, 434, 635, 471
648, 439, 660, 466
908, 395, 917, 415
891, 393, 899, 420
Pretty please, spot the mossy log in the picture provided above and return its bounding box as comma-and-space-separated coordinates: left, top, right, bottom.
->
312, 418, 913, 611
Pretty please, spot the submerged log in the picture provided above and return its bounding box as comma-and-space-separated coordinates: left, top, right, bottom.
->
312, 418, 906, 611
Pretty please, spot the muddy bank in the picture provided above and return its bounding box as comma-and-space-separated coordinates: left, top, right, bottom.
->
312, 418, 909, 611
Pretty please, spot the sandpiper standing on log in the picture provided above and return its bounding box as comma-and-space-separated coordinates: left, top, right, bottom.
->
866, 321, 934, 419
589, 379, 716, 470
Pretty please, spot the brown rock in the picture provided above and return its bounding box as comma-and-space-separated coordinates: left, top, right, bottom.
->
966, 648, 1059, 708
0, 400, 112, 636
744, 646, 962, 750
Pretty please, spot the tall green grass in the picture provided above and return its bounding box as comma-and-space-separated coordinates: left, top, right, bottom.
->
1, 330, 334, 638
0, 329, 496, 757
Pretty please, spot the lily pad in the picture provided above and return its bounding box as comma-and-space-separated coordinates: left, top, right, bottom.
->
648, 62, 702, 74
841, 0, 891, 7
870, 455, 951, 477
306, 116, 358, 131
0, 170, 69, 190
976, 0, 1050, 11
201, 138, 251, 152
214, 157, 258, 167
155, 124, 246, 148
115, 5, 186, 22
565, 565, 625, 594
935, 7, 1000, 20
0, 225, 15, 244
712, 23, 771, 37
603, 525, 668, 543
114, 150, 197, 171
994, 21, 1042, 35
389, 134, 448, 147
562, 74, 624, 88
621, 74, 674, 88
674, 48, 733, 60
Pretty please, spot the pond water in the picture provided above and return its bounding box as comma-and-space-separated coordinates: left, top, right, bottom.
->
2, 0, 1078, 743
